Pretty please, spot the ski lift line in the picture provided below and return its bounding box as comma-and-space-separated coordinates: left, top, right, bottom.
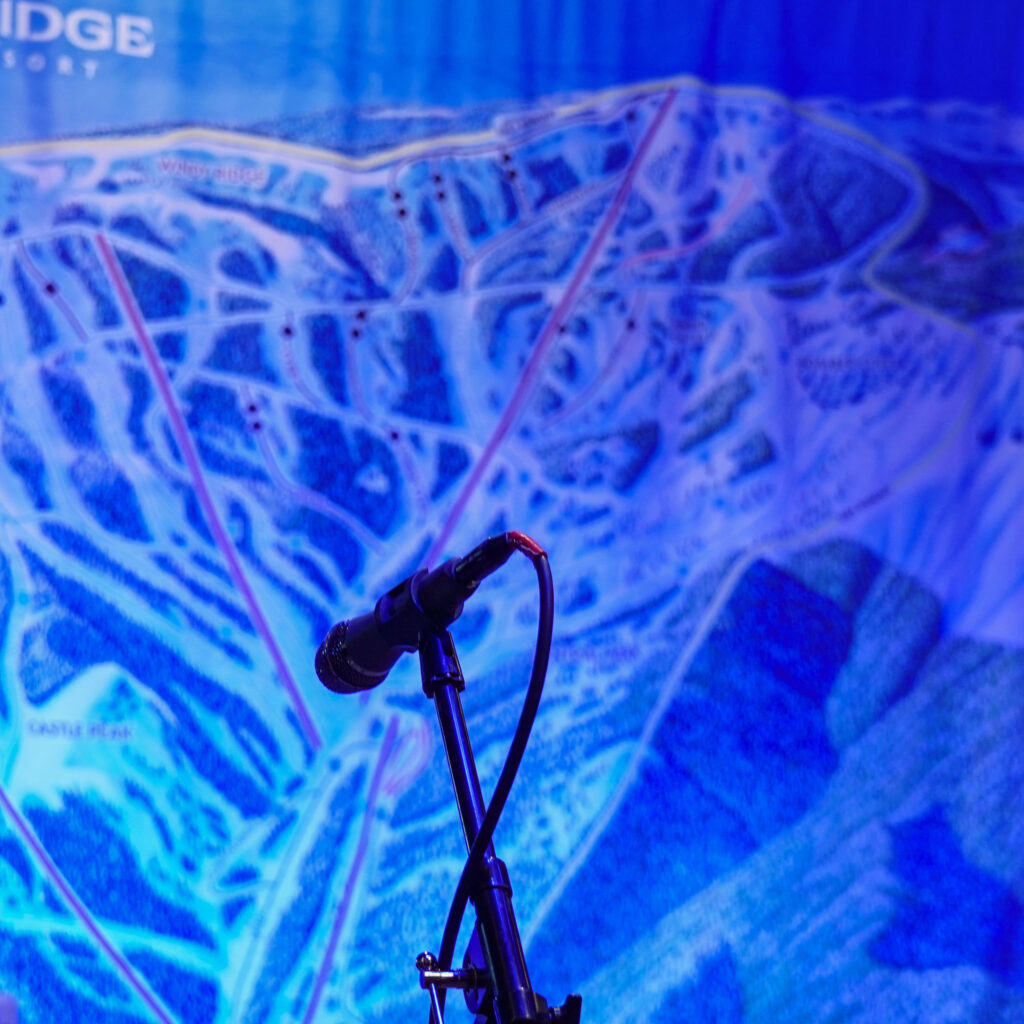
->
0, 782, 177, 1024
300, 715, 400, 1024
424, 87, 679, 567
95, 232, 324, 752
14, 240, 90, 345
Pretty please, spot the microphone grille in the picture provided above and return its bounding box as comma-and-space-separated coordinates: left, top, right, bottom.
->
315, 621, 392, 694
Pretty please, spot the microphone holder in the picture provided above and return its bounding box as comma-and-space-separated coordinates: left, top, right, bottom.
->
415, 628, 582, 1024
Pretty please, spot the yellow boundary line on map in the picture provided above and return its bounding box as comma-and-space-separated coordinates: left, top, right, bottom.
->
0, 72, 942, 174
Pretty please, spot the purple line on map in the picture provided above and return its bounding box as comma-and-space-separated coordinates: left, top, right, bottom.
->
301, 716, 400, 1024
95, 232, 324, 752
0, 784, 174, 1024
425, 88, 679, 565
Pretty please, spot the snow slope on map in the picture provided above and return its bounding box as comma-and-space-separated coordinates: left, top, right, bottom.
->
0, 80, 1021, 1023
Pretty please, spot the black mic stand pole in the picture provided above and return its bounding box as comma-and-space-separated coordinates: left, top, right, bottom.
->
415, 628, 580, 1024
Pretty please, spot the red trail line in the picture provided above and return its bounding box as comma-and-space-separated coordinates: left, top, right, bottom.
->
543, 296, 645, 428
0, 783, 175, 1024
95, 233, 323, 751
538, 179, 755, 427
240, 384, 385, 554
462, 172, 624, 291
618, 177, 755, 271
382, 715, 432, 797
16, 241, 89, 344
425, 88, 679, 566
301, 716, 400, 1024
279, 321, 324, 410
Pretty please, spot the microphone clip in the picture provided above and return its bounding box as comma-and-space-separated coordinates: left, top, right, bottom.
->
315, 532, 527, 695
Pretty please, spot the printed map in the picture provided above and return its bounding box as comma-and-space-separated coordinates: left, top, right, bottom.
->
0, 80, 1022, 1022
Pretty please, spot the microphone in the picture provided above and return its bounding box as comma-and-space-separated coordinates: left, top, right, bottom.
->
315, 533, 532, 694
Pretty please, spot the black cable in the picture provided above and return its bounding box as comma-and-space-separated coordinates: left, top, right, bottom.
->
431, 535, 554, 1023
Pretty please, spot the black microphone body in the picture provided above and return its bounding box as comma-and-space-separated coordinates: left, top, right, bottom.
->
315, 534, 520, 693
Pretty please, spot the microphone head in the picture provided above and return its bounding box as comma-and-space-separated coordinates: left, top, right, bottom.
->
315, 615, 401, 694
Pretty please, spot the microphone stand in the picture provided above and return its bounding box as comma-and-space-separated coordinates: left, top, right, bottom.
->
415, 628, 582, 1024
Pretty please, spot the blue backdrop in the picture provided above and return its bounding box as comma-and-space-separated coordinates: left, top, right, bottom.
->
0, 2, 1022, 1023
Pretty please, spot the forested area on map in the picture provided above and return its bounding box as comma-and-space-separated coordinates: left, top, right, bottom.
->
0, 78, 1021, 1023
